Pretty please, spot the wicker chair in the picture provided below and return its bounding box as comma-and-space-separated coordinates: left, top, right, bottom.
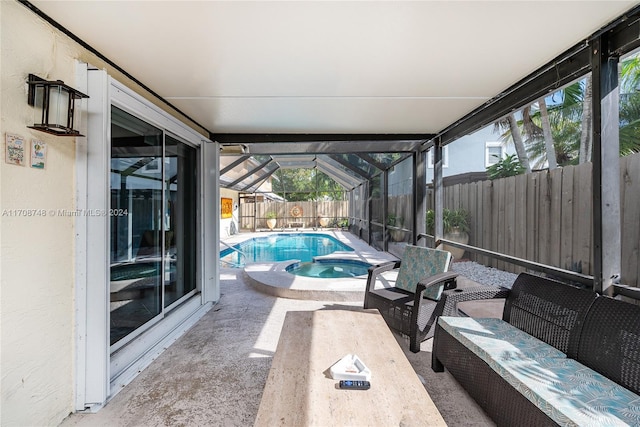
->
363, 245, 459, 352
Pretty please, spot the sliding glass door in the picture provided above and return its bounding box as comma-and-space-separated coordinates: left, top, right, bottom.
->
109, 106, 198, 348
164, 135, 198, 308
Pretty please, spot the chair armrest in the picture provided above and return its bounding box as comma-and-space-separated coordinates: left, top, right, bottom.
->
408, 272, 461, 350
438, 286, 511, 317
368, 260, 401, 276
366, 260, 401, 293
417, 271, 459, 292
413, 272, 460, 314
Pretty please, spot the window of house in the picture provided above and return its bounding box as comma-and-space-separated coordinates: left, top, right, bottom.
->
485, 142, 504, 167
427, 146, 449, 168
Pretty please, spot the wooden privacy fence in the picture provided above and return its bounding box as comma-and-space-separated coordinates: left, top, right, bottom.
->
438, 152, 640, 287
241, 200, 349, 229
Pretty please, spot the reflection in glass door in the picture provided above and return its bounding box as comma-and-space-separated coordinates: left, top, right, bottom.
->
109, 107, 198, 347
164, 136, 197, 307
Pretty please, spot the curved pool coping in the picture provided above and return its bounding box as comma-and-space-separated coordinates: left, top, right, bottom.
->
244, 255, 369, 302
234, 231, 398, 302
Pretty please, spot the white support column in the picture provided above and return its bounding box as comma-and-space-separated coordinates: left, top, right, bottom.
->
202, 140, 220, 303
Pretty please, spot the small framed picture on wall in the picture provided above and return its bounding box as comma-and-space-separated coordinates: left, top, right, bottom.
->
5, 133, 26, 166
31, 139, 47, 169
221, 197, 233, 219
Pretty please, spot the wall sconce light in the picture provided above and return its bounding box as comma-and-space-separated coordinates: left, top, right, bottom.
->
27, 74, 89, 137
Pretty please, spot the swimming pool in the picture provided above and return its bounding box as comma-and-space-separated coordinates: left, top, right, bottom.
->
220, 233, 353, 265
286, 259, 372, 278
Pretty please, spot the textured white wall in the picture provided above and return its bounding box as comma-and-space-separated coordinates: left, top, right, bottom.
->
220, 188, 240, 238
1, 3, 212, 425
1, 2, 77, 425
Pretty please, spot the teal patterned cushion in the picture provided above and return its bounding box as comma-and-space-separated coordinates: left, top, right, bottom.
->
438, 317, 567, 361
511, 358, 640, 426
439, 317, 640, 426
395, 246, 451, 300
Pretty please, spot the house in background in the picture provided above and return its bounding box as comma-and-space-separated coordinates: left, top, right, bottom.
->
425, 125, 516, 183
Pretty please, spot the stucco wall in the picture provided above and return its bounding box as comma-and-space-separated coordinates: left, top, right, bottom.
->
0, 2, 208, 425
1, 2, 79, 425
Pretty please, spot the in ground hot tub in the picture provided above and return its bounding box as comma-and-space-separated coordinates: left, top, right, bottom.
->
286, 259, 372, 278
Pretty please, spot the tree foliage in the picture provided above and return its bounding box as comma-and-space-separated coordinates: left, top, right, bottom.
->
495, 53, 640, 168
271, 169, 345, 201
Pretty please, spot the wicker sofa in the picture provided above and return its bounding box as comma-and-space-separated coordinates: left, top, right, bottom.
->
432, 272, 640, 426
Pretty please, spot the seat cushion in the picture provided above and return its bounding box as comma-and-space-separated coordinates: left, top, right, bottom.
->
438, 317, 567, 362
395, 246, 451, 298
510, 357, 640, 426
438, 317, 640, 426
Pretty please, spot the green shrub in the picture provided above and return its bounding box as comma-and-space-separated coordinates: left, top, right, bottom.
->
426, 208, 469, 234
486, 154, 525, 180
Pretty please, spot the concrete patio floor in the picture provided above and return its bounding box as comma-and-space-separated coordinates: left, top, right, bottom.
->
61, 237, 498, 426
61, 273, 496, 426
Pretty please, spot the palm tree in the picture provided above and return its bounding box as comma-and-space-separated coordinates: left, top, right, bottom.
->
495, 54, 640, 170
619, 54, 640, 156
620, 92, 640, 156
494, 113, 531, 173
578, 75, 593, 163
538, 98, 558, 169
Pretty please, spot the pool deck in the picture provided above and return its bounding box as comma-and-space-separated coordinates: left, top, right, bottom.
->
61, 230, 498, 426
221, 230, 398, 302
61, 249, 497, 427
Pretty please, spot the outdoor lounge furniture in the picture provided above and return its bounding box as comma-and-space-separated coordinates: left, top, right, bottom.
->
364, 245, 506, 353
432, 272, 640, 426
255, 309, 447, 426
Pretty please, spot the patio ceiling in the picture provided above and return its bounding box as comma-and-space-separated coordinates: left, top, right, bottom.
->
28, 1, 636, 136
26, 1, 639, 191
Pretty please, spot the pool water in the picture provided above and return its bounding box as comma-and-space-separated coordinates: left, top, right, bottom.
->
286, 259, 372, 278
220, 233, 353, 265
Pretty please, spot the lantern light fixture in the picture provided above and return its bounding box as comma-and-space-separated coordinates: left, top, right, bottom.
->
27, 74, 89, 137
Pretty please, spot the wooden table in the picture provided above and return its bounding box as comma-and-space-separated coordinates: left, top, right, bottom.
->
254, 309, 446, 426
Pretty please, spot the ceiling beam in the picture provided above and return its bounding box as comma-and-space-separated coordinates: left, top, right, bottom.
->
216, 141, 425, 155
603, 5, 640, 56
211, 133, 432, 143
316, 157, 363, 186
212, 136, 428, 155
240, 167, 279, 192
356, 153, 387, 171
327, 155, 372, 179
220, 155, 251, 175
315, 163, 357, 190
226, 157, 274, 188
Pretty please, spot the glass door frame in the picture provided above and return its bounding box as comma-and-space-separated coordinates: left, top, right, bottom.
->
162, 131, 201, 313
79, 68, 219, 411
108, 112, 202, 353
